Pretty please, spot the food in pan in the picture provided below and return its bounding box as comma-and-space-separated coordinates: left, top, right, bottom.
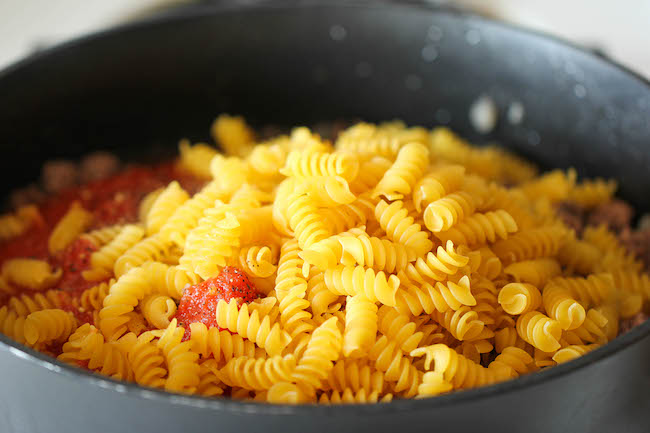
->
0, 115, 647, 403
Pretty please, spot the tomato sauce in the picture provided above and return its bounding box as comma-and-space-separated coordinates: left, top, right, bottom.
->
0, 162, 205, 323
175, 267, 260, 340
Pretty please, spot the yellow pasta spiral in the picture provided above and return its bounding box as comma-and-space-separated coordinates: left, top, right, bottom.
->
557, 238, 601, 275
180, 211, 241, 279
0, 306, 27, 344
58, 324, 132, 380
146, 181, 190, 235
281, 149, 359, 181
567, 309, 609, 344
320, 193, 377, 234
157, 319, 200, 393
286, 192, 330, 249
350, 156, 393, 194
569, 178, 616, 208
516, 311, 563, 352
197, 359, 225, 396
373, 142, 429, 200
336, 122, 428, 160
211, 114, 256, 158
375, 199, 432, 256
423, 191, 477, 232
1, 258, 62, 291
8, 289, 70, 317
395, 274, 474, 315
83, 225, 145, 281
548, 273, 615, 308
306, 269, 342, 317
343, 295, 378, 358
159, 180, 230, 247
177, 140, 219, 179
435, 210, 518, 247
0, 205, 42, 241
100, 261, 169, 340
141, 294, 177, 329
299, 176, 356, 207
48, 201, 94, 254
475, 246, 502, 280
411, 344, 501, 390
432, 306, 484, 341
584, 225, 641, 273
325, 359, 385, 394
113, 233, 172, 278
552, 344, 600, 364
232, 246, 277, 278
494, 327, 530, 354
76, 280, 113, 312
219, 355, 297, 390
368, 336, 421, 397
318, 389, 390, 404
215, 299, 291, 356
323, 265, 400, 307
487, 347, 534, 379
403, 240, 470, 283
497, 283, 542, 315
127, 331, 167, 388
292, 317, 343, 390
491, 225, 566, 265
266, 382, 313, 404
24, 309, 77, 346
416, 371, 453, 397
188, 322, 258, 362
520, 169, 576, 203
80, 224, 125, 248
542, 284, 586, 331
503, 258, 561, 288
413, 165, 465, 212
299, 227, 366, 271
376, 305, 423, 353
338, 232, 416, 274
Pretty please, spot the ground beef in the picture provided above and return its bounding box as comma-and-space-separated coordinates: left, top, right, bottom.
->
587, 199, 633, 233
41, 160, 78, 194
620, 228, 650, 270
9, 184, 46, 209
619, 312, 648, 334
555, 201, 585, 234
79, 152, 121, 183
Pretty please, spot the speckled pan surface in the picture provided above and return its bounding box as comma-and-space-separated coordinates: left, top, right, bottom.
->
0, 1, 649, 432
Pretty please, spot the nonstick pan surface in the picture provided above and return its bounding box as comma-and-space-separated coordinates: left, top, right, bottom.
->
0, 2, 649, 432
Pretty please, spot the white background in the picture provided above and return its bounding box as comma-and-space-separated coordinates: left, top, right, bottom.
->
1, 0, 649, 77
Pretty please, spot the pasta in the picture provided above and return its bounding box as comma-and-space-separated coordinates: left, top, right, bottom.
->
0, 117, 647, 405
48, 201, 93, 254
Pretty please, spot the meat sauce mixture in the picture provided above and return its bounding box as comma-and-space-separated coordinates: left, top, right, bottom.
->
0, 159, 259, 338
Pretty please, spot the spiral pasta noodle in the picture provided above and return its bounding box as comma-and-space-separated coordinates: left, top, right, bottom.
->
375, 199, 432, 256
281, 149, 359, 182
24, 309, 77, 346
286, 192, 330, 249
219, 355, 297, 390
395, 274, 474, 316
188, 322, 258, 362
145, 181, 190, 235
492, 225, 566, 265
367, 336, 421, 397
1, 258, 62, 291
343, 295, 378, 358
516, 311, 563, 352
48, 201, 94, 254
373, 142, 429, 200
323, 265, 400, 307
569, 178, 616, 208
423, 191, 477, 232
403, 240, 469, 283
141, 294, 177, 329
326, 359, 385, 394
80, 224, 125, 248
338, 232, 416, 274
0, 205, 42, 241
8, 290, 71, 317
497, 283, 542, 315
83, 224, 145, 281
215, 299, 291, 356
435, 210, 518, 247
127, 330, 167, 388
292, 317, 343, 391
413, 165, 465, 212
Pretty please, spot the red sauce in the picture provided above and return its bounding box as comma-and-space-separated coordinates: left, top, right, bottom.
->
175, 267, 260, 340
0, 161, 205, 323
59, 238, 99, 297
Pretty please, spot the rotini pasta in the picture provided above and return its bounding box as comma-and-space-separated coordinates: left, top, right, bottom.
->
48, 201, 93, 254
